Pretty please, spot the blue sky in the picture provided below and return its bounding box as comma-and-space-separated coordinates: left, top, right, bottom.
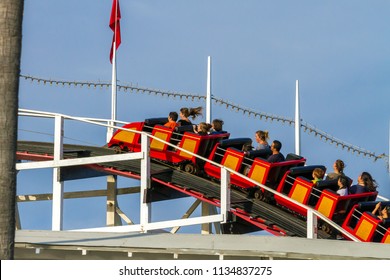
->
17, 0, 389, 232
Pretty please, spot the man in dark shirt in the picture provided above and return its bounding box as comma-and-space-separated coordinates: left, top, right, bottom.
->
267, 140, 285, 163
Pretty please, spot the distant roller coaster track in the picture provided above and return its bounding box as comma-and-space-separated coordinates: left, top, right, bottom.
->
19, 74, 389, 169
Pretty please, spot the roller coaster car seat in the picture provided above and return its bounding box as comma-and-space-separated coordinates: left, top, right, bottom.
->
241, 148, 272, 175
316, 189, 378, 224
245, 149, 271, 159
278, 176, 315, 216
353, 211, 382, 242
219, 138, 252, 150
277, 165, 326, 196
107, 121, 144, 151
265, 156, 306, 190
381, 218, 390, 228
197, 133, 230, 160
285, 153, 304, 161
352, 213, 390, 243
308, 178, 338, 206
356, 201, 390, 212
343, 201, 381, 227
213, 138, 252, 164
149, 125, 174, 152
171, 125, 194, 143
143, 117, 168, 133
265, 166, 286, 190
289, 165, 326, 180
174, 125, 194, 133
342, 201, 390, 242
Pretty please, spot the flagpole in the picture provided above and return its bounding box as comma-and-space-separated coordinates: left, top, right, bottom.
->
107, 0, 119, 142
107, 41, 117, 142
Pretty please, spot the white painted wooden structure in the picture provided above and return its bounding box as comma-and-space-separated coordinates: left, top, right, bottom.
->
17, 109, 362, 241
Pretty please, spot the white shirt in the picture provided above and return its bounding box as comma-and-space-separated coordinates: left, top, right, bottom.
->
337, 188, 348, 196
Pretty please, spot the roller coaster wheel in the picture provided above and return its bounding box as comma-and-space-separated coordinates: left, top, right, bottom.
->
184, 163, 198, 174
321, 223, 331, 234
111, 145, 122, 154
254, 189, 264, 200
263, 191, 275, 204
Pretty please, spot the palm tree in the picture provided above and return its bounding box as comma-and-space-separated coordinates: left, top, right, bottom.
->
0, 0, 24, 260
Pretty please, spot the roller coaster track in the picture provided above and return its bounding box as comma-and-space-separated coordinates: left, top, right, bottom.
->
19, 74, 389, 167
16, 140, 331, 238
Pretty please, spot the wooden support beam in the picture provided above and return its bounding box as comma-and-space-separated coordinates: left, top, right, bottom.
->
170, 199, 201, 234
201, 202, 212, 234
106, 175, 121, 226
115, 207, 134, 225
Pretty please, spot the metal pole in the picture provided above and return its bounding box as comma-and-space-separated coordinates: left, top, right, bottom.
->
107, 41, 117, 143
295, 80, 301, 155
107, 0, 119, 143
206, 56, 212, 124
220, 168, 231, 224
307, 208, 318, 239
52, 115, 64, 231
140, 133, 151, 233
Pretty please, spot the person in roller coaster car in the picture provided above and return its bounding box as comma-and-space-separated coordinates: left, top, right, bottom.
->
349, 171, 378, 194
209, 119, 226, 135
243, 130, 271, 156
164, 111, 179, 129
177, 106, 203, 126
336, 174, 350, 196
267, 140, 285, 163
372, 202, 389, 220
325, 159, 346, 180
255, 130, 271, 150
193, 122, 212, 136
312, 168, 325, 185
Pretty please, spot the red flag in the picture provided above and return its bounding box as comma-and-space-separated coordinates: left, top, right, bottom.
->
109, 0, 121, 63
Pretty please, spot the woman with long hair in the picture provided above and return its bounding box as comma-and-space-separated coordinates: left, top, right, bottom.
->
350, 171, 378, 194
177, 106, 203, 126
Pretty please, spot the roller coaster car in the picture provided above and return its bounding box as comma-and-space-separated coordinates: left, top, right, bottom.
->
342, 201, 390, 243
107, 117, 168, 152
203, 138, 251, 180
315, 189, 378, 228
239, 153, 306, 200
150, 126, 230, 173
203, 138, 306, 198
275, 171, 379, 234
107, 117, 230, 173
273, 165, 327, 216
